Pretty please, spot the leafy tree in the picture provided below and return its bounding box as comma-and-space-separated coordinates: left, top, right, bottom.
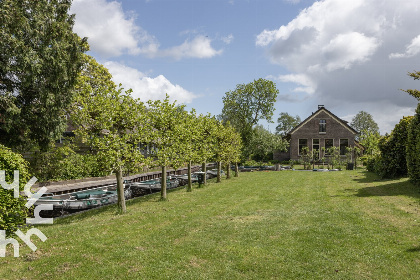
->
276, 112, 301, 136
401, 71, 420, 100
195, 114, 218, 186
221, 78, 279, 156
405, 71, 420, 185
72, 56, 149, 213
246, 125, 288, 161
0, 0, 87, 151
147, 96, 186, 200
350, 111, 379, 139
359, 130, 381, 157
0, 144, 31, 237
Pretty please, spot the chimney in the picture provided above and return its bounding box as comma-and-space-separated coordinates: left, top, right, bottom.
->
318, 105, 325, 109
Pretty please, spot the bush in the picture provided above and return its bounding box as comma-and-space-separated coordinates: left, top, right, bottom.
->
30, 144, 109, 182
0, 144, 31, 237
376, 116, 412, 178
407, 104, 420, 185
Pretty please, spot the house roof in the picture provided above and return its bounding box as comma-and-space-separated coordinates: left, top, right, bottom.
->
288, 106, 358, 135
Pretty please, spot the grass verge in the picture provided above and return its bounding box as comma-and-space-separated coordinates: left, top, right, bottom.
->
1, 169, 420, 279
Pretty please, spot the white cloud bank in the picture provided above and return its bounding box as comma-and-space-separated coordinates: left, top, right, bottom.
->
104, 61, 196, 104
257, 0, 420, 133
71, 0, 223, 60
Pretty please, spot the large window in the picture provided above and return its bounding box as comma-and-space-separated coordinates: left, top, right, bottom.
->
340, 139, 349, 155
324, 139, 333, 155
319, 119, 326, 133
298, 139, 308, 156
312, 139, 320, 159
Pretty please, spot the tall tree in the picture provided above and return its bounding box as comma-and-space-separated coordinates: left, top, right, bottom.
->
276, 112, 301, 136
404, 71, 420, 186
350, 111, 380, 139
0, 0, 87, 151
72, 55, 149, 213
221, 78, 279, 154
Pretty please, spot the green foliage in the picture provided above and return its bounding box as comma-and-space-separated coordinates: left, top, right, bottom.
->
351, 111, 380, 139
359, 130, 381, 157
372, 116, 413, 178
72, 55, 149, 212
276, 112, 301, 136
401, 71, 420, 100
0, 144, 31, 237
221, 78, 279, 155
0, 0, 87, 151
30, 144, 108, 182
407, 104, 420, 185
246, 125, 288, 161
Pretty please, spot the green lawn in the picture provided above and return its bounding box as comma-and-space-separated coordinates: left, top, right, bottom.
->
2, 169, 420, 279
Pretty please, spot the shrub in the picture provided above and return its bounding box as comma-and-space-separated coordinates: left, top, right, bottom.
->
407, 104, 420, 185
0, 144, 31, 236
376, 116, 412, 178
30, 144, 109, 182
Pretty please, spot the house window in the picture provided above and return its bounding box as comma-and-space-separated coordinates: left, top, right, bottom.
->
324, 139, 334, 156
312, 139, 320, 159
319, 119, 326, 133
340, 139, 349, 155
298, 139, 308, 156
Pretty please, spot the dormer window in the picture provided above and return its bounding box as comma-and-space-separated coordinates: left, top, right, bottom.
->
319, 119, 326, 133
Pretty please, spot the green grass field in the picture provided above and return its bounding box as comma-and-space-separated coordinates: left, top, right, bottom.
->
1, 169, 420, 279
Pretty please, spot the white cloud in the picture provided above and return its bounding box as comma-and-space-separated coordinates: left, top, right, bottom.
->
389, 34, 420, 59
221, 34, 234, 45
71, 0, 145, 57
71, 0, 222, 60
256, 0, 420, 133
160, 36, 223, 60
271, 74, 316, 94
104, 61, 197, 104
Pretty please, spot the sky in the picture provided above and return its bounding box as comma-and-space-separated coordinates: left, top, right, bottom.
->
70, 0, 420, 134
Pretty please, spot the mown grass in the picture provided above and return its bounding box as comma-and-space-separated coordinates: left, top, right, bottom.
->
1, 169, 420, 279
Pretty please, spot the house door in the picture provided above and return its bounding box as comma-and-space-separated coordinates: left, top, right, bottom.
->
312, 139, 320, 161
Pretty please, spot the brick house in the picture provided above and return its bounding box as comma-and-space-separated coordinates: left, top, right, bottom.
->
274, 106, 362, 162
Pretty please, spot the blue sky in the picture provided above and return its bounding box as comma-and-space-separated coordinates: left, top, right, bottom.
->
71, 0, 420, 133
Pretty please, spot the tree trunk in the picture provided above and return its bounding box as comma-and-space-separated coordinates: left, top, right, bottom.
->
116, 167, 126, 213
226, 162, 231, 179
202, 162, 207, 185
217, 161, 222, 183
161, 165, 167, 200
234, 162, 239, 177
187, 161, 192, 192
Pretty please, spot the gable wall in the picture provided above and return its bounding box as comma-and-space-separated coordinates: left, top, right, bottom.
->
289, 110, 356, 160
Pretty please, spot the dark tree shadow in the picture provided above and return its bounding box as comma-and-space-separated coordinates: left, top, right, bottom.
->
406, 246, 420, 253
353, 171, 420, 198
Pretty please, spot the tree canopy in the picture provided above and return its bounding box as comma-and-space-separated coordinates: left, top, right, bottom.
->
0, 0, 87, 151
276, 112, 301, 136
350, 111, 379, 139
71, 55, 149, 213
221, 78, 279, 156
402, 71, 420, 100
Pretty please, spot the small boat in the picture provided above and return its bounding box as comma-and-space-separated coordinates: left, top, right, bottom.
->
34, 184, 130, 210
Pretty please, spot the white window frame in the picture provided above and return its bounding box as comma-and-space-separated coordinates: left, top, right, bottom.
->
319, 119, 326, 134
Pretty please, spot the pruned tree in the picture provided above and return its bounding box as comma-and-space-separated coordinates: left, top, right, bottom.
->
72, 55, 149, 213
147, 96, 186, 200
0, 0, 87, 151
